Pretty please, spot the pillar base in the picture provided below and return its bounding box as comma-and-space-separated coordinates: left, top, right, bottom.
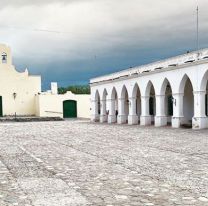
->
192, 116, 208, 129
171, 116, 184, 128
140, 115, 152, 126
128, 115, 139, 125
117, 115, 127, 124
100, 115, 108, 123
155, 116, 168, 127
91, 114, 100, 122
108, 115, 117, 123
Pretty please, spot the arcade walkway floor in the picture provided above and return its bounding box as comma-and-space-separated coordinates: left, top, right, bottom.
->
0, 120, 208, 206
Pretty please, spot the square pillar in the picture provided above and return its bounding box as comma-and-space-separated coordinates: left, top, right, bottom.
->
192, 91, 208, 129
100, 115, 108, 123
91, 99, 100, 122
155, 95, 167, 127
172, 93, 184, 128
117, 98, 127, 124
128, 97, 138, 125
140, 96, 151, 126
100, 99, 108, 123
107, 99, 117, 123
108, 115, 116, 123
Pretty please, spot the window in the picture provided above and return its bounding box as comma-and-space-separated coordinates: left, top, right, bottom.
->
2, 53, 7, 64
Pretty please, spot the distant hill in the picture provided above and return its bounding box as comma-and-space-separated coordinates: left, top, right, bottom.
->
58, 85, 90, 94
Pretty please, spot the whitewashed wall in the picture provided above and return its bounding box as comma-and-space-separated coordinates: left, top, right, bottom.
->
36, 92, 91, 118
90, 49, 208, 129
0, 44, 41, 116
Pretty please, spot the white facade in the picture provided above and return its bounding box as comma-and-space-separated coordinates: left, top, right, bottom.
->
90, 49, 208, 129
0, 43, 91, 119
0, 44, 41, 116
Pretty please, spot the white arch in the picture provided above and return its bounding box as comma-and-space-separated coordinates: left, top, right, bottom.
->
200, 70, 208, 91
91, 89, 101, 122
132, 82, 141, 118
111, 87, 117, 99
95, 89, 100, 101
181, 75, 194, 126
102, 88, 108, 100
145, 81, 155, 96
120, 85, 129, 99
178, 74, 194, 94
99, 88, 108, 123
132, 83, 141, 98
117, 85, 129, 124
107, 87, 118, 123
160, 78, 173, 96
161, 78, 173, 117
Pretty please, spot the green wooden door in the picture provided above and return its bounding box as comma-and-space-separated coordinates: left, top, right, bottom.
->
63, 100, 77, 118
0, 96, 2, 117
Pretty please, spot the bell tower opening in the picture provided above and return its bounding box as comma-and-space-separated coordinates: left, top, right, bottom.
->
2, 53, 7, 64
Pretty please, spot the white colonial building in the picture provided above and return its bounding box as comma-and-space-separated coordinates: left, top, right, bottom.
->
90, 49, 208, 129
0, 43, 90, 119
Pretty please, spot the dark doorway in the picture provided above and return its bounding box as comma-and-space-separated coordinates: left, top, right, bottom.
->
63, 100, 77, 118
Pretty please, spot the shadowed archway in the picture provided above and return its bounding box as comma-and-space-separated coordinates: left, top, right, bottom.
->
119, 85, 129, 123
146, 81, 156, 124
132, 83, 141, 122
180, 75, 194, 127
94, 90, 101, 121
161, 78, 173, 125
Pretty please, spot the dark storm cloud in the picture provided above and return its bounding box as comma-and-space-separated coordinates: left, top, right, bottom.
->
0, 0, 208, 89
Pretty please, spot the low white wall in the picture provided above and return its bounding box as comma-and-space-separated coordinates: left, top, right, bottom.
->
36, 92, 91, 119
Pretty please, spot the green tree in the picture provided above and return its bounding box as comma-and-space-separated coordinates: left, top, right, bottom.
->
58, 85, 90, 94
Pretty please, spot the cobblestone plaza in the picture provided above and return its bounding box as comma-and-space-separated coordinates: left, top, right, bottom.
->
0, 120, 208, 206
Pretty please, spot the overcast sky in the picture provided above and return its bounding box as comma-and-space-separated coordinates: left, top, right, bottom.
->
0, 0, 207, 89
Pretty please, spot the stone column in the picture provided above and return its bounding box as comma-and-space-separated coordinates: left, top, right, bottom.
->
140, 96, 151, 125
128, 97, 138, 125
206, 93, 208, 116
91, 99, 99, 122
192, 91, 208, 129
172, 93, 184, 128
107, 99, 116, 123
100, 99, 108, 123
117, 98, 127, 124
155, 95, 167, 127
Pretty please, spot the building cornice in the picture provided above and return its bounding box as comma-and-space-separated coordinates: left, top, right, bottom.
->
90, 59, 208, 87
90, 48, 208, 86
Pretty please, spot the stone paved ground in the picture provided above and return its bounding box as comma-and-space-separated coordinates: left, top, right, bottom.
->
0, 120, 208, 206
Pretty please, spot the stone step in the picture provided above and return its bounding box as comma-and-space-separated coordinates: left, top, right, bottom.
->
0, 116, 64, 122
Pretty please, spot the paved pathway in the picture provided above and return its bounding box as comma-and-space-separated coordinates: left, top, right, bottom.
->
0, 120, 208, 206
